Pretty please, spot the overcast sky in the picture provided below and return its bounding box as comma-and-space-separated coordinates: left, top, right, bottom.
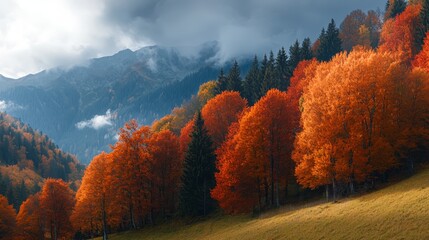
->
0, 0, 385, 78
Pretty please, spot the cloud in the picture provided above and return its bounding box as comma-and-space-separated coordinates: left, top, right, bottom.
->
0, 100, 24, 112
76, 110, 115, 130
0, 0, 385, 78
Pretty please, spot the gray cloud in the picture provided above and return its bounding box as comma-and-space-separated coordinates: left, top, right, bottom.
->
102, 0, 385, 61
0, 0, 385, 78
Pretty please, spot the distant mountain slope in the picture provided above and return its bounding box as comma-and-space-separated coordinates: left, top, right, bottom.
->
0, 42, 248, 163
0, 112, 83, 209
105, 166, 429, 240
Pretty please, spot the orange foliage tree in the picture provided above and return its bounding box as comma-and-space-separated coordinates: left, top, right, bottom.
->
179, 119, 194, 160
71, 152, 120, 239
109, 120, 151, 229
293, 48, 429, 200
413, 31, 429, 71
147, 130, 181, 217
379, 4, 422, 61
16, 194, 44, 240
39, 179, 75, 240
0, 195, 16, 239
212, 89, 294, 213
201, 91, 248, 148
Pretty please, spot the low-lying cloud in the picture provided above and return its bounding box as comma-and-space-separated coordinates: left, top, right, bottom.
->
0, 100, 24, 112
76, 109, 115, 130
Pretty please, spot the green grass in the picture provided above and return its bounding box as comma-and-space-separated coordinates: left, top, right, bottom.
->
106, 167, 429, 240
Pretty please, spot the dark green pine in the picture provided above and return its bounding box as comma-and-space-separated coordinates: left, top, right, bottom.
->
243, 55, 259, 105
215, 68, 228, 94
226, 61, 243, 93
275, 47, 289, 91
300, 38, 313, 60
179, 112, 217, 217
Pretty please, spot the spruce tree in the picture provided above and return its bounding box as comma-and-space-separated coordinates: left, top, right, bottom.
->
415, 0, 429, 53
257, 54, 268, 101
243, 56, 259, 105
179, 112, 217, 217
300, 38, 313, 60
226, 61, 242, 93
275, 47, 289, 91
316, 19, 342, 61
385, 0, 407, 20
215, 68, 227, 94
260, 51, 276, 96
289, 40, 301, 71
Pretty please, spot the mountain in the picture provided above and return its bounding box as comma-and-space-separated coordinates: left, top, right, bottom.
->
0, 42, 248, 164
0, 112, 83, 209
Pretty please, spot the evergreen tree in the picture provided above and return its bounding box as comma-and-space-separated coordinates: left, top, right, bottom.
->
316, 19, 342, 61
289, 40, 301, 71
226, 61, 243, 93
243, 56, 260, 105
179, 112, 217, 217
275, 47, 289, 91
301, 37, 313, 60
415, 0, 429, 53
257, 54, 268, 101
261, 51, 277, 96
215, 68, 227, 94
385, 0, 407, 20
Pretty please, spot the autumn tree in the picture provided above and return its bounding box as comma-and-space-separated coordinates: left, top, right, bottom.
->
0, 194, 16, 239
109, 120, 151, 228
16, 194, 44, 240
179, 112, 216, 217
71, 152, 119, 240
147, 130, 181, 217
179, 120, 195, 160
201, 91, 247, 148
39, 179, 75, 240
293, 48, 429, 200
414, 32, 429, 71
380, 3, 422, 61
212, 89, 294, 213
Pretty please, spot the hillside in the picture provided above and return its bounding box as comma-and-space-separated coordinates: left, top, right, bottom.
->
0, 112, 83, 209
106, 167, 429, 240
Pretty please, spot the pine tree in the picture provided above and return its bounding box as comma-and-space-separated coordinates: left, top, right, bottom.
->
316, 19, 342, 61
261, 51, 277, 96
215, 68, 227, 94
275, 47, 289, 91
243, 56, 260, 105
300, 38, 313, 60
385, 0, 407, 20
415, 0, 429, 53
257, 54, 268, 100
179, 112, 217, 217
289, 40, 301, 71
226, 61, 242, 93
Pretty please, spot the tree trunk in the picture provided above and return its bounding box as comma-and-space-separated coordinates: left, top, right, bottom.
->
332, 178, 337, 202
325, 185, 329, 202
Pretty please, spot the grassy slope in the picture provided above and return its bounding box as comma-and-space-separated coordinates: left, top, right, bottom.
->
108, 168, 429, 240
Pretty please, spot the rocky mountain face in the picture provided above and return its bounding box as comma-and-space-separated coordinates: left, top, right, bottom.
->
0, 43, 226, 163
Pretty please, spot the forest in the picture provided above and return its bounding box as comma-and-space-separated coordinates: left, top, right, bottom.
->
0, 0, 429, 239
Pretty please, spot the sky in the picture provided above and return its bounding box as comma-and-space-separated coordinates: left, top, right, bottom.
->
0, 0, 385, 79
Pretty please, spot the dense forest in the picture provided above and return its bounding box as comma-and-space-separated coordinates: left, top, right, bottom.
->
0, 113, 83, 212
0, 0, 429, 239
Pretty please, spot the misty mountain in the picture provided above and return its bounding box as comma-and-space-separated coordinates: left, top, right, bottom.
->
0, 42, 245, 164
